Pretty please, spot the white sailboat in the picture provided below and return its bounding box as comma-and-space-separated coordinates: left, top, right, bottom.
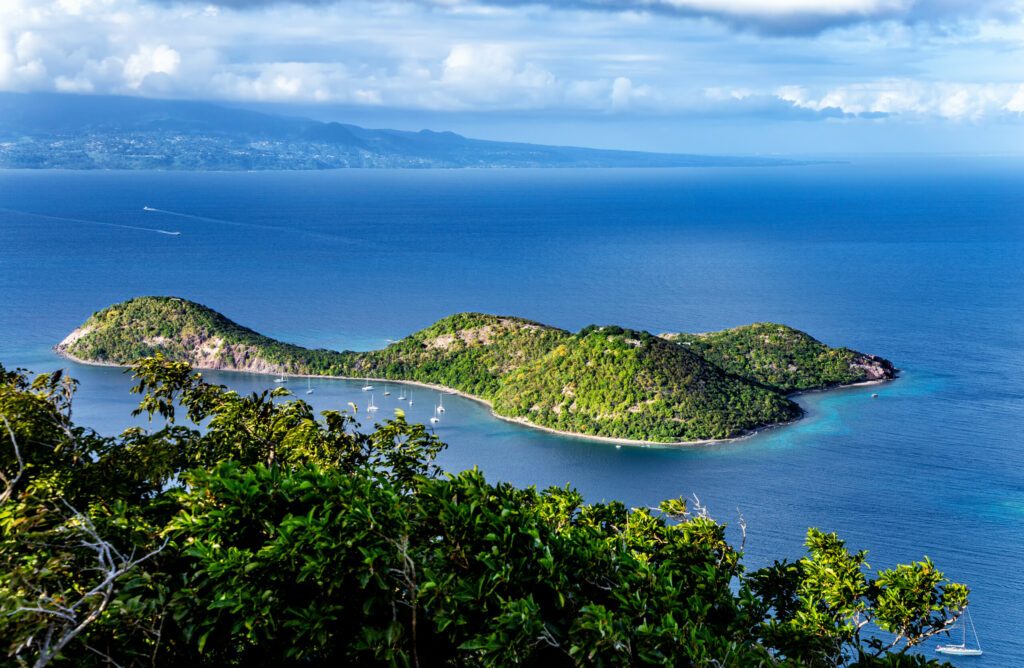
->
361, 382, 373, 391
384, 383, 391, 396
367, 393, 379, 412
274, 369, 287, 383
408, 390, 414, 406
306, 378, 313, 395
437, 393, 446, 414
398, 386, 407, 401
936, 607, 983, 657
430, 405, 440, 424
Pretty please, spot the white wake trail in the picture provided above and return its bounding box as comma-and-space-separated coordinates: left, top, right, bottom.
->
1, 208, 181, 236
143, 206, 382, 248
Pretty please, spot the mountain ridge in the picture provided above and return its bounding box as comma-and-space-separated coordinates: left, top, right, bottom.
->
0, 92, 807, 170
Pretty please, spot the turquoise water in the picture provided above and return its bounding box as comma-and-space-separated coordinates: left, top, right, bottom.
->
1, 162, 1022, 664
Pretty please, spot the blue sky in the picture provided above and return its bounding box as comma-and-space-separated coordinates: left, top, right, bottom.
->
1, 0, 1022, 154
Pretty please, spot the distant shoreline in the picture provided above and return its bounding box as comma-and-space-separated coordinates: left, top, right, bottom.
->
54, 348, 892, 448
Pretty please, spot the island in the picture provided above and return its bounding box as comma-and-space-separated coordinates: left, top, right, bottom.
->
56, 296, 896, 444
0, 92, 807, 170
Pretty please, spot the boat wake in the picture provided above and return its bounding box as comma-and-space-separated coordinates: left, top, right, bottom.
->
141, 206, 385, 249
1, 208, 181, 236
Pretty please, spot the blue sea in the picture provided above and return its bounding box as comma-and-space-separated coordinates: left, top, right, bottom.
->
1, 162, 1022, 665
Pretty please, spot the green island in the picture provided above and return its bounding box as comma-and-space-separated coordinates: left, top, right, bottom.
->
57, 296, 895, 444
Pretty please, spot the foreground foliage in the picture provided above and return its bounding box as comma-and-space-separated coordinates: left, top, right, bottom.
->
59, 297, 893, 442
1, 358, 961, 666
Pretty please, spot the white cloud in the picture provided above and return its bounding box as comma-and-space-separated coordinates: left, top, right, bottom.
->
658, 0, 908, 17
610, 76, 656, 110
0, 0, 1020, 127
54, 74, 94, 93
775, 80, 1024, 120
1005, 85, 1024, 113
123, 44, 180, 88
439, 44, 557, 107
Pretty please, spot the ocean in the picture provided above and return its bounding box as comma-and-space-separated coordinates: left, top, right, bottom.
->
1, 161, 1022, 665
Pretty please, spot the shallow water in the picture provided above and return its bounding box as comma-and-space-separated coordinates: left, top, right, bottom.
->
1, 162, 1022, 664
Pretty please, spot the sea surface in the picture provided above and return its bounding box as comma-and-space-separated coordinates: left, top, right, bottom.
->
1, 162, 1022, 665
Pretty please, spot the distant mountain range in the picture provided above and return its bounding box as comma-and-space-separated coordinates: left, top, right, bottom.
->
0, 93, 799, 170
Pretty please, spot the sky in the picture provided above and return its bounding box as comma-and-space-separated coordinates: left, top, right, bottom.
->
1, 0, 1023, 154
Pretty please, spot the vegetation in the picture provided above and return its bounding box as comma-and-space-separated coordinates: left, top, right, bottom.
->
57, 296, 351, 374
492, 326, 798, 441
59, 297, 894, 442
1, 358, 965, 666
667, 323, 895, 393
346, 312, 570, 397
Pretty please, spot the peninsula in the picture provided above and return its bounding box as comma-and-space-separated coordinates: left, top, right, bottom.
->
57, 297, 895, 444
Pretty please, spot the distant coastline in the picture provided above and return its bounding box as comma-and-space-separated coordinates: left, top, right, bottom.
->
0, 92, 815, 171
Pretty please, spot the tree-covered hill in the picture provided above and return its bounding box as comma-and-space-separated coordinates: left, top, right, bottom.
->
58, 297, 894, 443
665, 323, 896, 392
492, 326, 798, 441
344, 312, 571, 398
56, 296, 346, 375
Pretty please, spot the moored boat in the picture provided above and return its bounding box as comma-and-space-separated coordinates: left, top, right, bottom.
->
936, 607, 983, 657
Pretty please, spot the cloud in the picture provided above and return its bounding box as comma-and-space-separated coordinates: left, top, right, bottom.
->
124, 44, 181, 88
438, 43, 557, 107
149, 0, 1024, 35
0, 31, 50, 90
1006, 85, 1024, 113
0, 0, 1021, 130
774, 80, 1024, 120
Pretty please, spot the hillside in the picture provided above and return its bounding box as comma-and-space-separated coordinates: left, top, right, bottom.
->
492, 326, 798, 441
58, 297, 894, 443
340, 313, 571, 397
664, 323, 896, 392
0, 92, 802, 170
55, 296, 353, 376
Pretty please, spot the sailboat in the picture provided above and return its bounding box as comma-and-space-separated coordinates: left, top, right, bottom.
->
437, 393, 446, 414
936, 607, 983, 657
274, 369, 287, 383
398, 386, 407, 401
383, 383, 391, 397
407, 390, 414, 406
367, 394, 379, 412
361, 382, 373, 391
306, 378, 313, 395
430, 405, 440, 424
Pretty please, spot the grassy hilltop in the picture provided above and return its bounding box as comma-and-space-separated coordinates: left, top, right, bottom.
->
58, 297, 894, 443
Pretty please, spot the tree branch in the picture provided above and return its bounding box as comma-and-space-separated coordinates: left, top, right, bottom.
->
1, 415, 25, 505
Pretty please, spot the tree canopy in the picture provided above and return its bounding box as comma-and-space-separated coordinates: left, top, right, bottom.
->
1, 357, 961, 666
